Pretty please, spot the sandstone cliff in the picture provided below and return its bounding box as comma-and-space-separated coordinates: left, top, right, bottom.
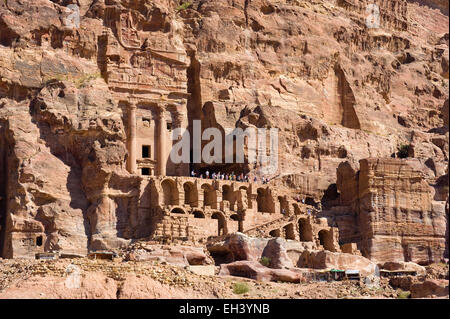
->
0, 0, 448, 263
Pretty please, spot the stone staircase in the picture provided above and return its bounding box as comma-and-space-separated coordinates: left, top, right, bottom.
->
243, 214, 297, 237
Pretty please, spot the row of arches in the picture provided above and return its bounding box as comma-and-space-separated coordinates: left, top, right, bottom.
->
269, 218, 313, 241
160, 178, 315, 217
268, 219, 335, 251
168, 207, 234, 237
160, 179, 250, 212
161, 179, 227, 208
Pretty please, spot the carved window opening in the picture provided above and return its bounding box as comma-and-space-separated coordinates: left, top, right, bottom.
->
142, 118, 151, 127
36, 236, 43, 247
142, 145, 151, 158
141, 168, 150, 176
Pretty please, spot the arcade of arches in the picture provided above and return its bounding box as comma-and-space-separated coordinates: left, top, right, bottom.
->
139, 176, 341, 251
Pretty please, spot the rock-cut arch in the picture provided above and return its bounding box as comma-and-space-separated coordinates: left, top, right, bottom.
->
202, 184, 217, 209
257, 188, 274, 213
318, 229, 335, 252
171, 207, 187, 214
193, 210, 205, 218
183, 182, 198, 207
161, 179, 179, 205
211, 211, 227, 236
298, 218, 313, 242
283, 223, 295, 240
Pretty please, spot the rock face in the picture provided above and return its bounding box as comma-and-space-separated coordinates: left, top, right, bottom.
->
0, 0, 448, 265
0, 78, 139, 257
331, 158, 448, 265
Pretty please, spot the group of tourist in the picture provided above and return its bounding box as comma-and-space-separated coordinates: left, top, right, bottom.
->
294, 195, 306, 204
190, 170, 271, 184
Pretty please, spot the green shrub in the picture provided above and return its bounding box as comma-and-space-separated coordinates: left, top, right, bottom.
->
176, 2, 191, 11
233, 282, 250, 295
259, 256, 271, 267
397, 290, 411, 299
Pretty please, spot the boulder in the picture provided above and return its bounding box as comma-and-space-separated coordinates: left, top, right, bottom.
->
262, 238, 294, 269
218, 260, 303, 283
207, 233, 269, 263
208, 233, 306, 269
380, 261, 427, 276
410, 279, 449, 298
125, 245, 212, 267
299, 250, 377, 276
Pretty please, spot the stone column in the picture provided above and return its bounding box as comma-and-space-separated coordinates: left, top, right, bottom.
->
127, 102, 137, 174
156, 108, 167, 176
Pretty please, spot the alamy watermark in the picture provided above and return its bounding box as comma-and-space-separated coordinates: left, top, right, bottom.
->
65, 264, 81, 289
366, 3, 380, 29
64, 4, 80, 29
170, 120, 279, 175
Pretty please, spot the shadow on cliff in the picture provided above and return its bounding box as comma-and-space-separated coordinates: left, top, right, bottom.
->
29, 101, 92, 250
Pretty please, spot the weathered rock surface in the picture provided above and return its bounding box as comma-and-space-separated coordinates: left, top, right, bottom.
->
329, 158, 448, 265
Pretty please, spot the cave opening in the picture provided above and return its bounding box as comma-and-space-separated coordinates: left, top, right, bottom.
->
321, 183, 339, 209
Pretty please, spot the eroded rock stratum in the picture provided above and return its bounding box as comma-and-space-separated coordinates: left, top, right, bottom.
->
0, 0, 448, 270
